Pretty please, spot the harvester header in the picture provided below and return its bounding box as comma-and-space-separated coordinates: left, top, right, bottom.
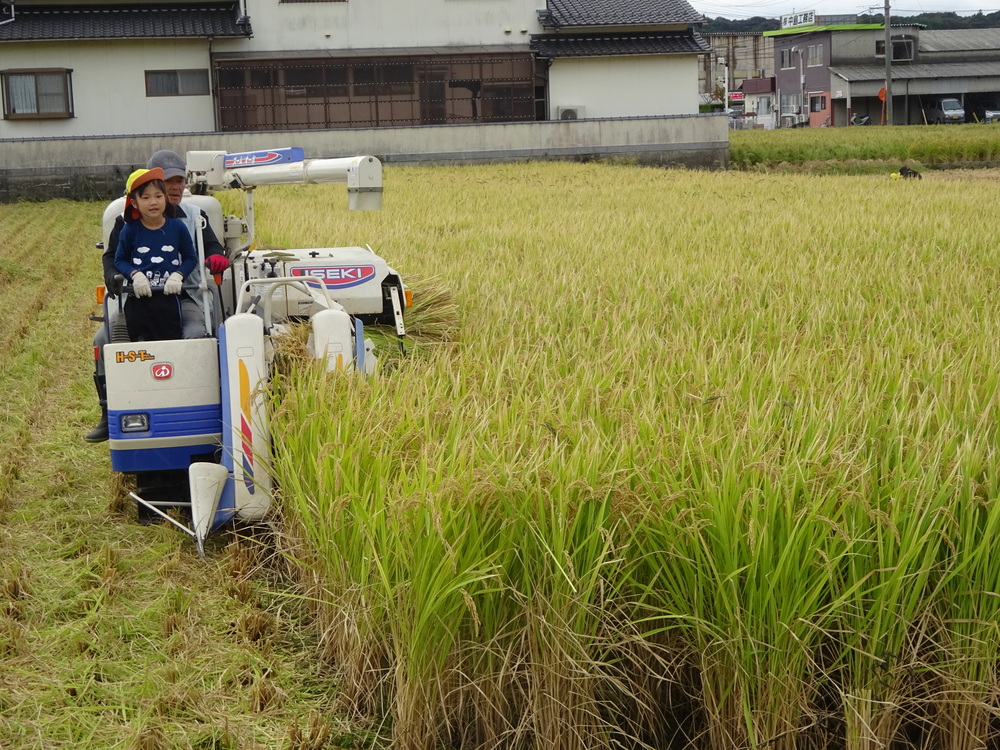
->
186, 148, 383, 211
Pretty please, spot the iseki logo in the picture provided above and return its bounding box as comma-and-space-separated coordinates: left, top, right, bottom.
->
291, 265, 376, 288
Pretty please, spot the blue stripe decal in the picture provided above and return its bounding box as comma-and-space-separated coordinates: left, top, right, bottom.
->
111, 443, 219, 472
109, 403, 221, 441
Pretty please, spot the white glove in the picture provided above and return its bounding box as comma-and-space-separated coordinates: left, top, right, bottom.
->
130, 272, 152, 298
164, 272, 184, 295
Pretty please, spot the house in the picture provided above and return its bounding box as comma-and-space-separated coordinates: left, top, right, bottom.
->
532, 0, 710, 120
765, 18, 1000, 126
699, 32, 775, 130
741, 75, 776, 129
1, 0, 711, 138
700, 32, 774, 104
0, 2, 251, 136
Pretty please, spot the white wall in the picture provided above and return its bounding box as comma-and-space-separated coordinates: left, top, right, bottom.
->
214, 0, 545, 54
0, 39, 215, 138
548, 56, 702, 119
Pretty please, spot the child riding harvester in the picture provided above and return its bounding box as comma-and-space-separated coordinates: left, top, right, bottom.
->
92, 148, 409, 554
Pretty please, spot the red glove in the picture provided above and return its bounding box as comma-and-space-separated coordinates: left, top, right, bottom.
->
206, 254, 230, 273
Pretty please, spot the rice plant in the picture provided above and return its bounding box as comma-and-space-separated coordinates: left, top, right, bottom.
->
261, 162, 1000, 749
730, 124, 1000, 169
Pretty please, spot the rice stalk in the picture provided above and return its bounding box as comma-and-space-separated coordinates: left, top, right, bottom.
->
259, 162, 1000, 750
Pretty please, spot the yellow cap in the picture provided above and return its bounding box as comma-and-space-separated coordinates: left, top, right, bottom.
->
125, 167, 164, 194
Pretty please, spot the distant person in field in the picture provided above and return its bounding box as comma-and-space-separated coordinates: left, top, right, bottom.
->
84, 150, 230, 443
113, 167, 198, 341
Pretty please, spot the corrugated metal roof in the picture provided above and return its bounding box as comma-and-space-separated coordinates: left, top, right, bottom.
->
918, 28, 1000, 53
539, 0, 704, 29
531, 30, 710, 57
829, 60, 1000, 82
0, 3, 251, 42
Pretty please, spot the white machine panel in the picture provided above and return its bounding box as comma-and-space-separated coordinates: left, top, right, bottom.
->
229, 246, 397, 319
105, 338, 221, 411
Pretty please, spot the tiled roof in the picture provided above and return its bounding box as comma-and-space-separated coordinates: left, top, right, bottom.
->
531, 30, 709, 57
538, 0, 704, 28
0, 4, 252, 41
741, 76, 774, 94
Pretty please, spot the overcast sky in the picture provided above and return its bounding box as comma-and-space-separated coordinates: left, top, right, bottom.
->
689, 0, 998, 20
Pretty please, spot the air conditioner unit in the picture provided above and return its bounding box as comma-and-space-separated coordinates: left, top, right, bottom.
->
557, 106, 585, 120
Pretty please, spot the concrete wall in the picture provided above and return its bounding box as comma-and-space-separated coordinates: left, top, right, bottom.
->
548, 56, 701, 119
830, 30, 880, 64
0, 115, 729, 201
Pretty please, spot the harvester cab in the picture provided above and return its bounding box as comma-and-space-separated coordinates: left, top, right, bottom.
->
97, 148, 409, 554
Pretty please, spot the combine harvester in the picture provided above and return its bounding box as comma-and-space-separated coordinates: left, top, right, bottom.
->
97, 148, 408, 554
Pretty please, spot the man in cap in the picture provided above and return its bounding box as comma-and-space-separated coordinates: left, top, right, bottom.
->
84, 149, 231, 443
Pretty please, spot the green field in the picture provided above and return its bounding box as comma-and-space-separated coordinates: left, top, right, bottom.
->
3, 156, 1000, 749
730, 123, 1000, 170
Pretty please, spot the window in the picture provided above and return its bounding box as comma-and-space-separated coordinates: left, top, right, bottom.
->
2, 68, 74, 119
216, 53, 542, 131
875, 38, 914, 62
780, 49, 794, 69
807, 44, 823, 67
145, 69, 210, 97
810, 95, 827, 112
283, 65, 350, 98
284, 66, 323, 98
780, 93, 800, 115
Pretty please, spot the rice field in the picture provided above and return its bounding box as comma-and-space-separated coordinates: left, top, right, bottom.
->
240, 162, 1000, 750
730, 124, 1000, 168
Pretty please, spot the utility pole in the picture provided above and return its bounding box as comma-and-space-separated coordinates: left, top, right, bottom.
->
884, 0, 893, 124
799, 49, 806, 126
718, 56, 729, 114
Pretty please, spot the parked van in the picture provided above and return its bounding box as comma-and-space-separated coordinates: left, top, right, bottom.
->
971, 98, 1000, 124
925, 97, 965, 124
